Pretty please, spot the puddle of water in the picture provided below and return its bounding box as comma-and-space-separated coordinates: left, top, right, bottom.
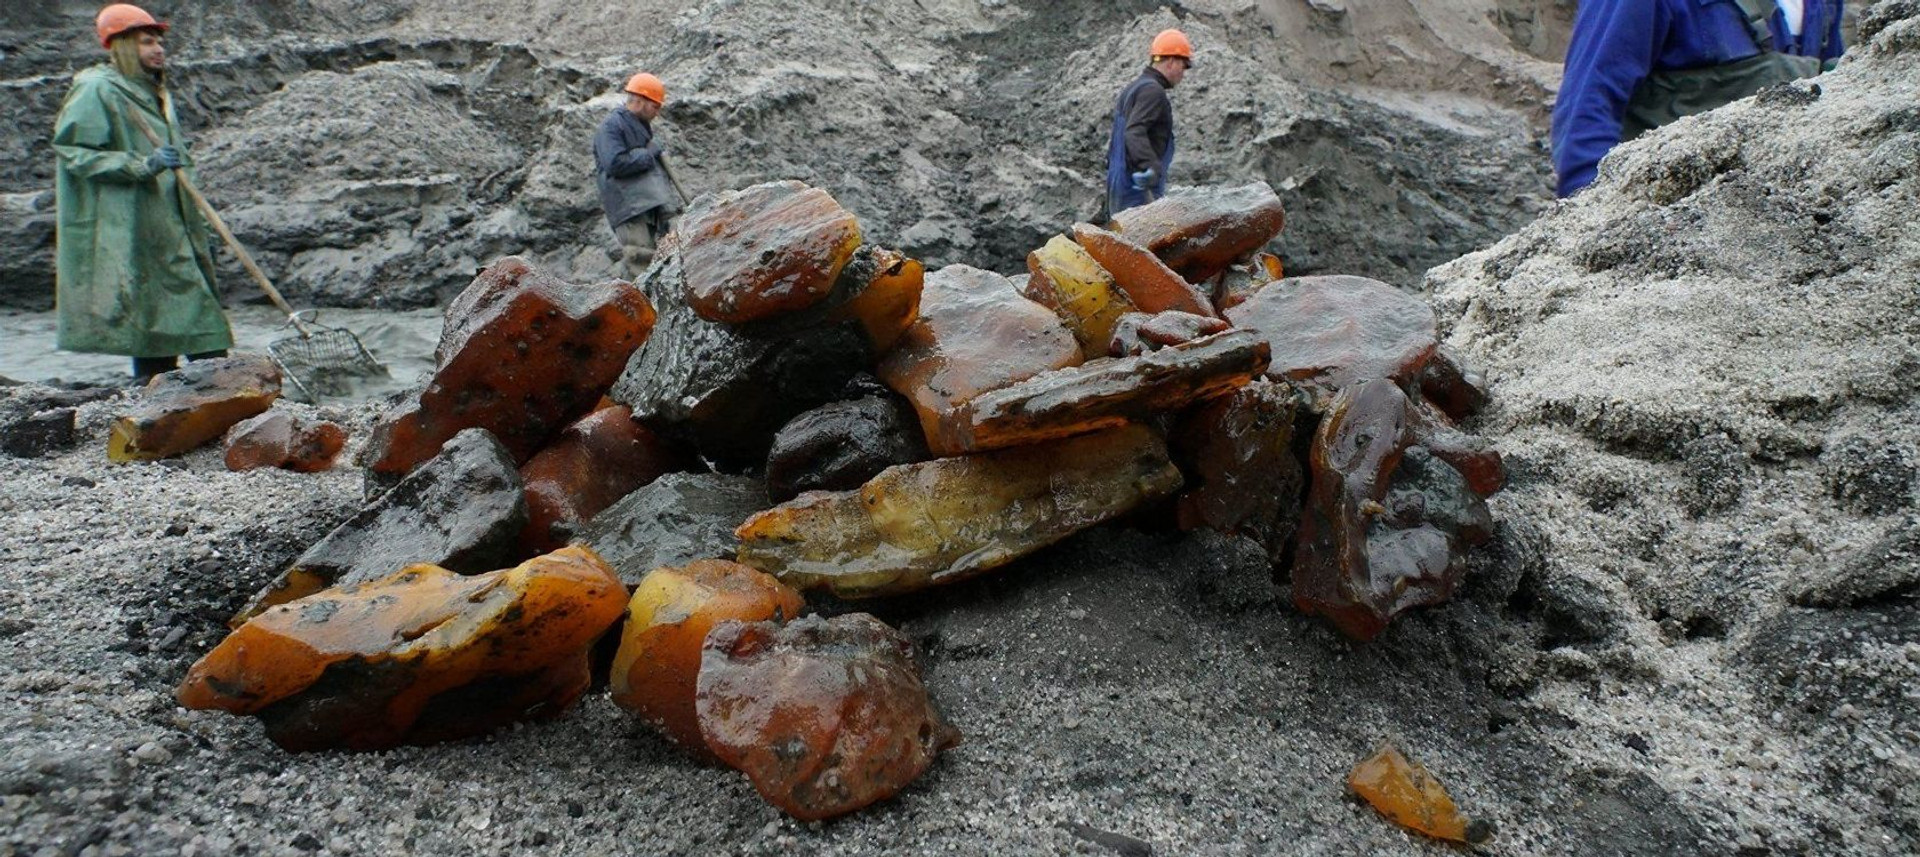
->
0, 305, 444, 404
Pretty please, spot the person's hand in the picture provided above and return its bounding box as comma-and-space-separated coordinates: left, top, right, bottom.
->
650, 142, 667, 160
146, 145, 183, 172
1130, 168, 1156, 191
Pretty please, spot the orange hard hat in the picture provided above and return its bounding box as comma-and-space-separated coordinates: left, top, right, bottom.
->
624, 72, 666, 105
1150, 28, 1194, 61
96, 4, 166, 49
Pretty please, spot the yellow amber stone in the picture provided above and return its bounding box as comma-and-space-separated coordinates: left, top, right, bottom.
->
1024, 235, 1138, 360
1349, 743, 1491, 844
828, 247, 924, 353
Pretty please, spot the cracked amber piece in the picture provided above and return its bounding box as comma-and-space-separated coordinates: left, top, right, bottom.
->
1108, 182, 1287, 284
222, 411, 346, 473
876, 265, 1080, 457
736, 425, 1182, 598
1107, 310, 1233, 357
519, 405, 693, 554
1224, 275, 1436, 408
178, 546, 627, 752
680, 181, 863, 325
1172, 379, 1303, 559
1071, 223, 1215, 318
823, 246, 923, 354
697, 613, 960, 821
1350, 743, 1492, 844
364, 257, 656, 478
1215, 252, 1285, 312
1024, 234, 1138, 359
951, 329, 1269, 453
610, 560, 805, 754
108, 355, 280, 462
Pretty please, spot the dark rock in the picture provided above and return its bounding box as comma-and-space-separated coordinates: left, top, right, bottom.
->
1681, 432, 1749, 515
0, 406, 77, 458
234, 428, 527, 623
1793, 518, 1920, 608
766, 395, 930, 503
1823, 434, 1916, 514
59, 475, 95, 488
576, 472, 770, 586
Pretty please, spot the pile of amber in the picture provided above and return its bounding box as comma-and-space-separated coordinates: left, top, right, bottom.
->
177, 178, 1501, 821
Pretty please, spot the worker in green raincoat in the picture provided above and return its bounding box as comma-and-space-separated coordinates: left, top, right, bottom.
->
54, 4, 232, 382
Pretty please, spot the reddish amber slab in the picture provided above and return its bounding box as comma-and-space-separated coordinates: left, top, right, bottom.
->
1071, 223, 1215, 318
876, 264, 1080, 456
179, 546, 627, 752
697, 613, 960, 821
518, 405, 693, 554
1108, 182, 1287, 284
680, 181, 862, 325
108, 355, 280, 462
222, 411, 346, 473
610, 560, 805, 754
950, 329, 1269, 453
1171, 379, 1303, 557
1024, 234, 1138, 359
1108, 310, 1232, 357
363, 257, 655, 478
1350, 743, 1491, 844
1224, 275, 1436, 407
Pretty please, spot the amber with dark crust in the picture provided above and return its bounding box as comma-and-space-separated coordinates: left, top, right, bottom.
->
680, 181, 862, 325
108, 354, 280, 462
179, 546, 627, 752
1171, 379, 1304, 559
222, 411, 346, 473
697, 613, 960, 821
1108, 182, 1287, 284
1071, 223, 1216, 318
518, 405, 693, 554
363, 257, 655, 478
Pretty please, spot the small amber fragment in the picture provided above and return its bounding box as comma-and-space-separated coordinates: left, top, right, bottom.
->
179, 546, 627, 752
610, 560, 805, 753
1420, 344, 1491, 423
1349, 743, 1491, 844
518, 405, 693, 554
951, 329, 1269, 453
363, 257, 656, 478
1108, 182, 1287, 284
223, 411, 346, 473
736, 425, 1182, 598
826, 246, 924, 353
1410, 397, 1506, 498
1024, 234, 1139, 359
1224, 275, 1437, 408
1171, 379, 1304, 559
697, 613, 960, 821
1107, 310, 1233, 357
1071, 223, 1215, 318
1214, 252, 1284, 312
108, 355, 280, 462
1292, 380, 1492, 640
876, 265, 1081, 456
679, 181, 863, 324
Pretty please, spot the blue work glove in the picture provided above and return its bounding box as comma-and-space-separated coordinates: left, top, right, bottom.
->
146, 145, 183, 172
1130, 168, 1156, 191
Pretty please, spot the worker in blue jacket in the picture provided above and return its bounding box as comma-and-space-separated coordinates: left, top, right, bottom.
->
1552, 0, 1844, 197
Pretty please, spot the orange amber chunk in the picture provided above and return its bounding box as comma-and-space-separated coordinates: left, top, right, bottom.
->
1224, 275, 1437, 407
518, 405, 692, 554
108, 355, 280, 462
363, 257, 656, 478
680, 181, 863, 324
1349, 743, 1491, 844
697, 613, 960, 821
178, 546, 627, 752
1071, 223, 1215, 318
876, 264, 1080, 456
1108, 182, 1287, 283
223, 411, 346, 473
609, 560, 805, 753
827, 246, 924, 353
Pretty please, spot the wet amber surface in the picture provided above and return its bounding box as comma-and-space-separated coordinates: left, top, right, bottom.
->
697, 613, 960, 821
1108, 310, 1233, 357
364, 257, 655, 478
735, 425, 1182, 598
518, 405, 692, 554
1349, 743, 1490, 844
108, 354, 280, 462
952, 329, 1269, 453
1421, 344, 1491, 423
223, 411, 346, 473
1214, 252, 1284, 313
1224, 275, 1436, 407
1071, 223, 1215, 318
1292, 380, 1492, 640
609, 560, 805, 753
1108, 182, 1287, 284
179, 546, 626, 752
876, 264, 1081, 457
680, 181, 862, 325
1411, 397, 1506, 498
1024, 234, 1138, 359
827, 246, 924, 353
1172, 379, 1303, 558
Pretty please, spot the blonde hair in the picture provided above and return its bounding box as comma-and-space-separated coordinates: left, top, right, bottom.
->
107, 32, 166, 92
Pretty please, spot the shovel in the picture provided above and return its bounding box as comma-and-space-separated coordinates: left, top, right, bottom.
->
123, 107, 386, 402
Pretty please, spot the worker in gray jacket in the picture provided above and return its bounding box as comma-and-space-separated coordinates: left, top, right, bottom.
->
594, 72, 678, 278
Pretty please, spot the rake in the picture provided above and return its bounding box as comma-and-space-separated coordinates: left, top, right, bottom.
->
124, 107, 386, 402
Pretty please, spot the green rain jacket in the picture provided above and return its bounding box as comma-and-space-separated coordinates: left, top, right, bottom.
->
53, 65, 232, 357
